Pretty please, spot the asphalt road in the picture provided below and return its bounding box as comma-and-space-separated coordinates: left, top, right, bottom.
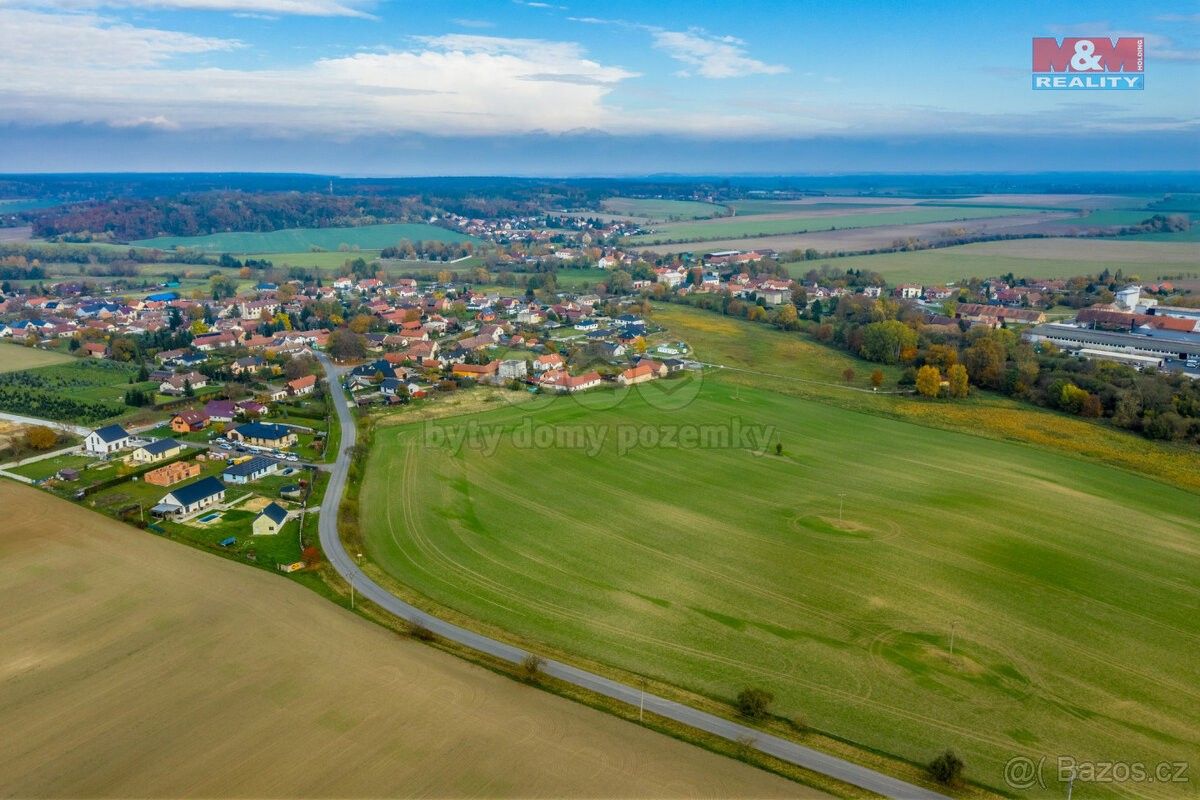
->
314, 353, 947, 800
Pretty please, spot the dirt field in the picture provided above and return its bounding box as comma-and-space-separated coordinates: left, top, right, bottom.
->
0, 482, 808, 799
0, 343, 73, 373
640, 212, 1074, 255
0, 225, 33, 242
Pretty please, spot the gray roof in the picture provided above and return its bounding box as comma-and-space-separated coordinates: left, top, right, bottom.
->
1026, 324, 1200, 357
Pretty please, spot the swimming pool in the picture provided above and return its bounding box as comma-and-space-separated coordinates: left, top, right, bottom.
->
197, 512, 223, 523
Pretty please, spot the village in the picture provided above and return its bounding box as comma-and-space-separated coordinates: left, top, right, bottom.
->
1, 241, 1198, 569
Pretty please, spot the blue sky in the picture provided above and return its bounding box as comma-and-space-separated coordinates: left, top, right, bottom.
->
0, 0, 1196, 173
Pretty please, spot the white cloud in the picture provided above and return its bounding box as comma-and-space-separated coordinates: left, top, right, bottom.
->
4, 0, 376, 17
0, 8, 238, 67
0, 14, 640, 135
568, 18, 788, 79
652, 29, 788, 78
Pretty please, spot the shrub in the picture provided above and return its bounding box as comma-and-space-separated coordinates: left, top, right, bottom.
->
928, 749, 965, 786
735, 687, 774, 720
520, 654, 545, 680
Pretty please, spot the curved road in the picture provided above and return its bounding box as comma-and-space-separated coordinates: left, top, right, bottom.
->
314, 353, 946, 800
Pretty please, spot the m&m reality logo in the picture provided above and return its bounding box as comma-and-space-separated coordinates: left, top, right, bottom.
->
1032, 37, 1144, 90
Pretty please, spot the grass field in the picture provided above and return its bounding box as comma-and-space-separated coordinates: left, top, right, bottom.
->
728, 201, 901, 216
131, 223, 475, 253
601, 197, 727, 220
0, 358, 138, 423
0, 344, 73, 374
782, 238, 1200, 285
361, 377, 1199, 797
650, 304, 1200, 491
0, 482, 803, 799
626, 207, 1059, 245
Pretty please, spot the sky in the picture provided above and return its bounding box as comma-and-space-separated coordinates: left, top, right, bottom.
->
0, 0, 1197, 174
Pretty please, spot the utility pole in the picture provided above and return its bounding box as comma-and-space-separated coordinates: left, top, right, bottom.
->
949, 620, 957, 656
838, 492, 847, 521
1066, 767, 1075, 800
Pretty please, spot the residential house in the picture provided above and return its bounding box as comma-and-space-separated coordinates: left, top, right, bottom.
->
222, 455, 281, 484
171, 411, 209, 433
498, 359, 528, 380
226, 422, 298, 448
128, 438, 185, 464
253, 502, 289, 536
159, 371, 208, 396
538, 370, 603, 393
230, 356, 265, 376
84, 424, 132, 455
236, 400, 267, 417
618, 362, 659, 386
203, 399, 237, 423
533, 353, 565, 372
287, 374, 317, 396
152, 476, 225, 520
452, 360, 500, 381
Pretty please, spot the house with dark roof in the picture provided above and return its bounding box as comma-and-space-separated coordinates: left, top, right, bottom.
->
152, 476, 225, 520
252, 502, 289, 536
221, 455, 281, 484
129, 438, 185, 464
84, 424, 131, 455
203, 399, 237, 423
226, 422, 297, 448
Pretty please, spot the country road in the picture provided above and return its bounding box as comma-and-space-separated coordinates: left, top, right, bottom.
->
314, 352, 947, 800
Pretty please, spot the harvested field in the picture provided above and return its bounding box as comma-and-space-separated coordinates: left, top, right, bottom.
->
782, 238, 1200, 285
0, 225, 33, 242
639, 213, 1075, 255
0, 343, 73, 374
0, 482, 807, 799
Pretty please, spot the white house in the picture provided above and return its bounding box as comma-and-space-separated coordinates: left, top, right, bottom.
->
84, 424, 132, 455
152, 476, 225, 520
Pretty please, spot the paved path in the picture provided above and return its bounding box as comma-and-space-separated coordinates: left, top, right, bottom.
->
314, 352, 945, 800
0, 411, 91, 436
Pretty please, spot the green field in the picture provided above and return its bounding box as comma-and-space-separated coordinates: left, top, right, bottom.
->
0, 359, 138, 423
361, 377, 1199, 796
601, 197, 726, 220
727, 200, 899, 215
130, 223, 475, 254
0, 344, 74, 374
783, 238, 1200, 285
626, 206, 1056, 245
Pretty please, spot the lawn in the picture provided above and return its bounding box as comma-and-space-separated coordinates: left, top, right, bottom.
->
0, 344, 74, 374
8, 452, 95, 481
600, 197, 727, 220
130, 223, 476, 253
626, 206, 1059, 245
782, 238, 1200, 285
361, 379, 1199, 797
